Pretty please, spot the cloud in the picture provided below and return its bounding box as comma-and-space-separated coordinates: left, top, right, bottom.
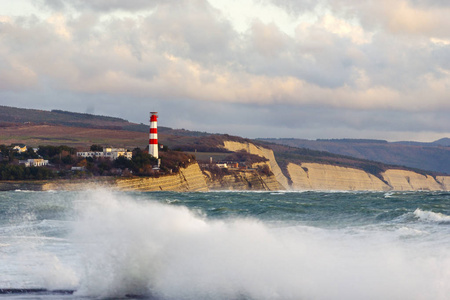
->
270, 0, 450, 37
248, 20, 289, 57
0, 0, 449, 141
40, 0, 164, 12
1, 1, 449, 108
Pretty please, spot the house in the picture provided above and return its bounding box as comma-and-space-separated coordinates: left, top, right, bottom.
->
77, 148, 133, 160
13, 144, 27, 153
71, 166, 86, 171
216, 163, 228, 168
19, 158, 49, 167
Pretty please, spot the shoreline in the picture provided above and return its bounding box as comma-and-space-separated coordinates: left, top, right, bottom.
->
0, 178, 448, 192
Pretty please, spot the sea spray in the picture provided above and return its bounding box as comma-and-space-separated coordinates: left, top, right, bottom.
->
68, 189, 450, 300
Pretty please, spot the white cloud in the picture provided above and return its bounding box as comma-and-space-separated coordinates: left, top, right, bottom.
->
320, 15, 372, 44
0, 0, 449, 141
47, 14, 71, 39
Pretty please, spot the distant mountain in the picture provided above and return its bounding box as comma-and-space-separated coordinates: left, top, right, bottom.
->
393, 138, 450, 147
259, 138, 450, 174
432, 138, 450, 147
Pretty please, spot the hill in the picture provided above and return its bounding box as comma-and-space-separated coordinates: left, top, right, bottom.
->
1, 105, 449, 191
0, 105, 212, 148
1, 105, 447, 180
258, 138, 450, 174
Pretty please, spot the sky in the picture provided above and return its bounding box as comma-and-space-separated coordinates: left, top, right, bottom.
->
0, 0, 449, 142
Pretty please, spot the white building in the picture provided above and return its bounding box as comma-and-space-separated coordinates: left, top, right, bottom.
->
19, 158, 49, 167
13, 144, 27, 153
77, 148, 132, 160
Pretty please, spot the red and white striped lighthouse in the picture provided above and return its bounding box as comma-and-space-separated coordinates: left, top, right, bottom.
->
149, 112, 158, 158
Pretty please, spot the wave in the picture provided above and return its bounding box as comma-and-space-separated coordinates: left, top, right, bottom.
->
58, 189, 450, 300
414, 208, 450, 223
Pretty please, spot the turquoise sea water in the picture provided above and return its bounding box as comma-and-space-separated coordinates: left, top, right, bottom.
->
0, 189, 450, 299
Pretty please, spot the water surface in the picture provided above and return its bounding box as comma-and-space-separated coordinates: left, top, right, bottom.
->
1, 189, 449, 299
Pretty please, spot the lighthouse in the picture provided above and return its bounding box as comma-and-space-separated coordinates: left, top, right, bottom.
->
149, 112, 158, 158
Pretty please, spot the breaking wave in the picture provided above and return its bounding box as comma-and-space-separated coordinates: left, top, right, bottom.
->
66, 189, 450, 300
414, 208, 450, 223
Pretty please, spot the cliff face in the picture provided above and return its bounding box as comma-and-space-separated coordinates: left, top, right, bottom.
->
436, 176, 450, 190
288, 163, 390, 191
286, 162, 450, 191
381, 170, 443, 191
1, 141, 448, 192
0, 163, 209, 192
220, 140, 450, 191
115, 163, 208, 192
222, 141, 289, 189
203, 169, 283, 191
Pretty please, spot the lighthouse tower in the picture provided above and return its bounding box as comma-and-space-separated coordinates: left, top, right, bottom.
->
149, 112, 158, 159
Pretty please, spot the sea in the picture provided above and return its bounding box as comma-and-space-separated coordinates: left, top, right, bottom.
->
1, 189, 450, 300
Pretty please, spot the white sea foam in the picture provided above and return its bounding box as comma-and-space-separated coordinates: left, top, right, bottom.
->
64, 189, 450, 300
384, 191, 394, 198
414, 208, 450, 223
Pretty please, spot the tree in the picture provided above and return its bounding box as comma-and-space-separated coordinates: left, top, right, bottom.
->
0, 164, 55, 180
114, 156, 134, 170
20, 148, 39, 159
0, 145, 14, 161
126, 148, 158, 175
37, 145, 76, 158
90, 144, 103, 152
61, 155, 75, 165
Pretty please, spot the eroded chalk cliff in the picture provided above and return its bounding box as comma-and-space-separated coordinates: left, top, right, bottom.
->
115, 163, 208, 192
381, 170, 443, 191
286, 162, 450, 191
0, 163, 209, 192
203, 169, 283, 191
222, 141, 289, 189
219, 140, 450, 191
1, 141, 447, 192
288, 163, 390, 191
